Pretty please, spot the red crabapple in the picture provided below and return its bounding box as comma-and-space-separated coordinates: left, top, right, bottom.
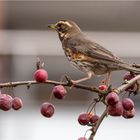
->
107, 102, 123, 116
90, 115, 100, 124
99, 84, 108, 91
78, 113, 91, 126
122, 98, 134, 111
12, 97, 23, 110
40, 102, 55, 118
34, 69, 48, 82
52, 85, 67, 99
122, 108, 135, 119
0, 94, 13, 111
105, 92, 119, 106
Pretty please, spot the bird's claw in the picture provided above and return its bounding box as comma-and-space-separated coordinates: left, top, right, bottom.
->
70, 80, 78, 85
65, 75, 75, 89
69, 80, 79, 89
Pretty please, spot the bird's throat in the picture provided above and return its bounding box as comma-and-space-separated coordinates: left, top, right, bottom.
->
58, 32, 69, 41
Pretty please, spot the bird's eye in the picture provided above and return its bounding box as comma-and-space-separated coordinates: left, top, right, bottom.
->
57, 23, 62, 28
56, 23, 67, 32
57, 23, 65, 29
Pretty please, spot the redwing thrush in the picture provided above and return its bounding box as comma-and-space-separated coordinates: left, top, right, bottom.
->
48, 20, 140, 84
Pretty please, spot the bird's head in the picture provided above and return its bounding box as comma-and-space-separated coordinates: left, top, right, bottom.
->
48, 20, 81, 40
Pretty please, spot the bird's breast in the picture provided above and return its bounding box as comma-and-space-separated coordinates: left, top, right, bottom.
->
63, 47, 100, 73
63, 48, 86, 61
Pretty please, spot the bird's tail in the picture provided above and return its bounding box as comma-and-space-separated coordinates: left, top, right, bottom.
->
119, 63, 140, 74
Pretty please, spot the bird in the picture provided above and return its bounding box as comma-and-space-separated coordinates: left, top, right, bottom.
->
48, 19, 140, 85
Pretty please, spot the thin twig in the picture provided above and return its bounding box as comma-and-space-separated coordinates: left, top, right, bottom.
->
88, 108, 108, 140
0, 80, 100, 93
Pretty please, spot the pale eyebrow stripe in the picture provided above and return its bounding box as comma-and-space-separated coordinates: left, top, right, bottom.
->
59, 21, 72, 27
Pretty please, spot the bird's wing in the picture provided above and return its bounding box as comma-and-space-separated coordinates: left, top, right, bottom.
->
64, 35, 123, 64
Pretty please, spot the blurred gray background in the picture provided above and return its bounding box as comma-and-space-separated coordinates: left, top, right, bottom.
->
0, 1, 140, 140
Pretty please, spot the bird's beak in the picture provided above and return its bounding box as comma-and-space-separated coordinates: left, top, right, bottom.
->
48, 24, 56, 29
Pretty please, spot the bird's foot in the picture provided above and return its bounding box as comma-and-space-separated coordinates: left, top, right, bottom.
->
69, 80, 80, 89
64, 75, 76, 89
70, 80, 79, 85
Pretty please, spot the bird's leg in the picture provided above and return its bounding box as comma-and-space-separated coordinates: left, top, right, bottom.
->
106, 72, 112, 86
71, 72, 93, 85
101, 72, 111, 86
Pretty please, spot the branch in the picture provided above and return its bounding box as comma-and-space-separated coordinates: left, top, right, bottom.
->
0, 80, 100, 93
114, 74, 140, 94
132, 64, 140, 69
0, 74, 140, 94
